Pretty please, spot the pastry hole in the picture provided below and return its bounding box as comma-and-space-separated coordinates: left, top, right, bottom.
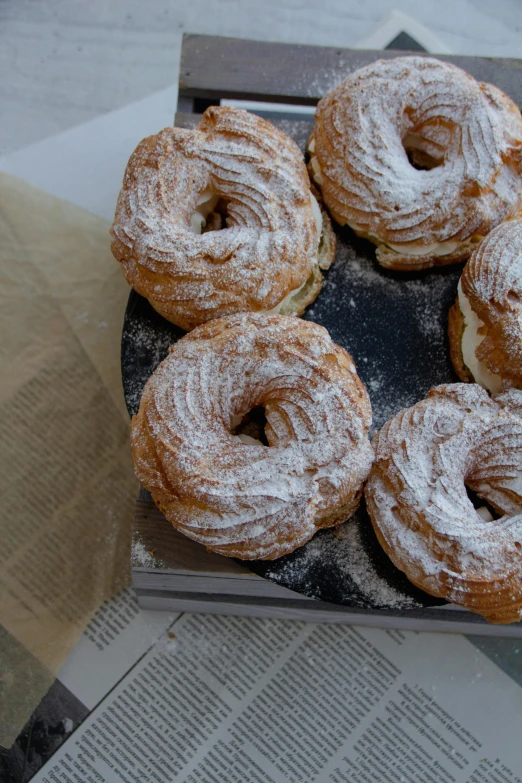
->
191, 191, 231, 234
465, 485, 501, 521
402, 135, 443, 171
230, 406, 269, 446
202, 197, 231, 233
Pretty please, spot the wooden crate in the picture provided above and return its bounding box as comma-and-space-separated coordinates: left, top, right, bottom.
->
129, 34, 522, 631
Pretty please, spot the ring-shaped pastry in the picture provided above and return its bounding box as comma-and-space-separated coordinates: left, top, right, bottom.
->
365, 384, 522, 623
308, 56, 522, 271
131, 313, 373, 560
111, 106, 335, 331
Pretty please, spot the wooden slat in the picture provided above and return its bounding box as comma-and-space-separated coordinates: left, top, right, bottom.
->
179, 34, 522, 107
133, 494, 251, 576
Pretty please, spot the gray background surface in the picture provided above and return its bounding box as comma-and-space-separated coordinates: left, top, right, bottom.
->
2, 0, 522, 155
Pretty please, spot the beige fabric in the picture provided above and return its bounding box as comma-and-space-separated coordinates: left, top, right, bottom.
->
0, 172, 137, 746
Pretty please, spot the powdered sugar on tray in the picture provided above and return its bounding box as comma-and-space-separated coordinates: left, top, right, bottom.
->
306, 237, 460, 431
334, 523, 413, 607
121, 108, 465, 608
132, 537, 165, 569
265, 516, 420, 609
122, 309, 178, 416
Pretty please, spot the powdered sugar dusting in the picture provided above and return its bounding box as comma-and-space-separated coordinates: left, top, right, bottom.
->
132, 537, 165, 568
131, 313, 373, 560
122, 304, 180, 416
461, 218, 522, 389
312, 56, 522, 260
306, 236, 459, 431
111, 106, 324, 330
336, 523, 415, 606
366, 384, 522, 622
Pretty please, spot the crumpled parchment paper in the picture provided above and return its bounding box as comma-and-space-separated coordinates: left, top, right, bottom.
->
0, 172, 137, 746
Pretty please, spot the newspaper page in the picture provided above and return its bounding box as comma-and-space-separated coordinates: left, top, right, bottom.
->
0, 589, 176, 780
57, 588, 177, 711
34, 613, 522, 783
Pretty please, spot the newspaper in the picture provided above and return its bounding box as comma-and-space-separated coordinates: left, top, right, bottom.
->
32, 593, 522, 783
57, 588, 177, 711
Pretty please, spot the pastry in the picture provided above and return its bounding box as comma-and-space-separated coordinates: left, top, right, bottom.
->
308, 56, 522, 271
131, 313, 373, 560
111, 106, 335, 331
449, 218, 522, 393
365, 384, 522, 623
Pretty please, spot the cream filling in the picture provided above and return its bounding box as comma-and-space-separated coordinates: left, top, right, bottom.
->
190, 189, 220, 234
308, 137, 324, 187
264, 282, 307, 315
375, 235, 462, 258
458, 280, 502, 394
234, 433, 263, 445
476, 506, 494, 522
310, 191, 322, 235
230, 414, 263, 446
265, 192, 323, 315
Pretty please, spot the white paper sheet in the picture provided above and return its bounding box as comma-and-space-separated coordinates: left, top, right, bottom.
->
0, 85, 178, 222
355, 10, 451, 53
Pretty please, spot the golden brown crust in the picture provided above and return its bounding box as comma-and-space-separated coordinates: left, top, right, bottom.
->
131, 313, 374, 560
365, 384, 522, 624
277, 209, 336, 318
111, 106, 335, 331
317, 206, 336, 270
309, 57, 522, 272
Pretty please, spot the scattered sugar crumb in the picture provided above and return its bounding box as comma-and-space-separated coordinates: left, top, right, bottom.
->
132, 538, 164, 568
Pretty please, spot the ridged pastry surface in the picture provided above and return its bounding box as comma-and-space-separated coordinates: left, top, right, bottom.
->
310, 57, 522, 270
365, 384, 522, 623
131, 313, 374, 560
111, 106, 333, 331
457, 218, 522, 389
